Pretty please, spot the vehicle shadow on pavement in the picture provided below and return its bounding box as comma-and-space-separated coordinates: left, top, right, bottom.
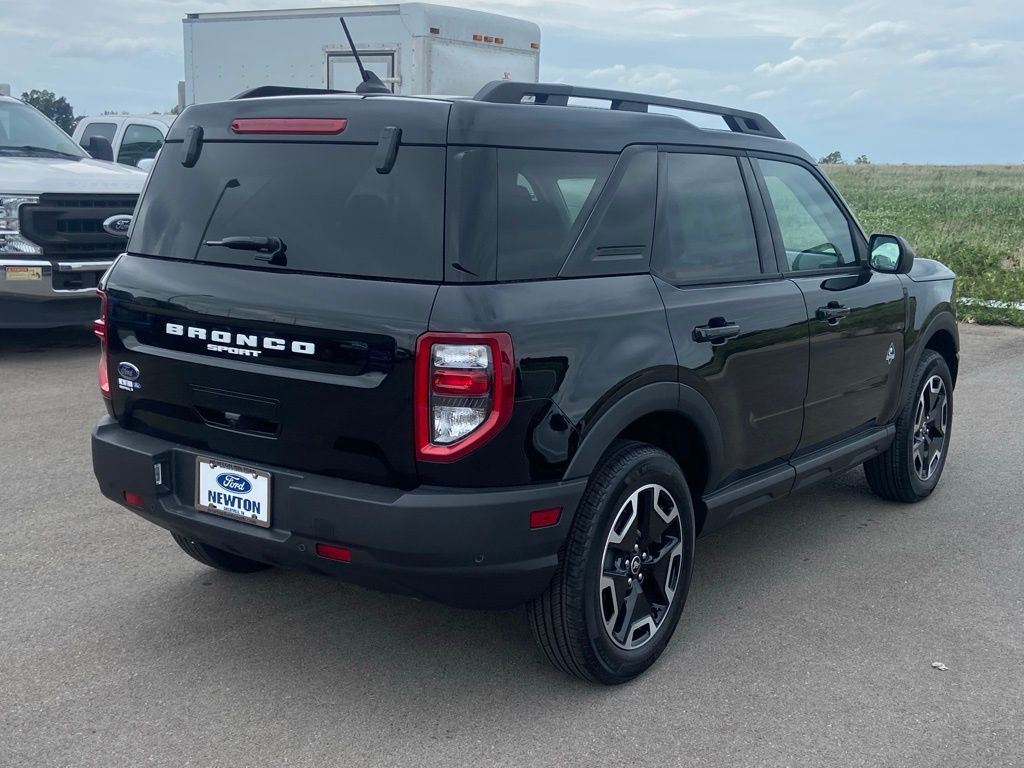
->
0, 326, 95, 355
106, 467, 912, 701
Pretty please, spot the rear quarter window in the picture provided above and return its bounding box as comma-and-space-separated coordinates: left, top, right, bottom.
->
496, 150, 614, 281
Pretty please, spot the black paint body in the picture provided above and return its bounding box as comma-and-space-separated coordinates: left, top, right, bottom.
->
91, 89, 959, 608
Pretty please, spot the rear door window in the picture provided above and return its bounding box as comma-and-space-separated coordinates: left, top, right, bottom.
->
496, 150, 614, 280
130, 142, 445, 280
654, 153, 761, 282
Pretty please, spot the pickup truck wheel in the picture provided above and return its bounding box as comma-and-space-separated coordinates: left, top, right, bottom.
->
527, 441, 695, 684
865, 350, 953, 503
171, 533, 272, 573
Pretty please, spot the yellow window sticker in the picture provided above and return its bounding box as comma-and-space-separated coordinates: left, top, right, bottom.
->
4, 266, 43, 281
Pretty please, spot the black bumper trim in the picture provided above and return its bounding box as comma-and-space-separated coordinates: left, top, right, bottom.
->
91, 416, 587, 608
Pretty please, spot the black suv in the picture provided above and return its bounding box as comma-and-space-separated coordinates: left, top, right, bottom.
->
91, 82, 958, 684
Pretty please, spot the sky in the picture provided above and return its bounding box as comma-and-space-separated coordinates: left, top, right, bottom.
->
2, 0, 1022, 163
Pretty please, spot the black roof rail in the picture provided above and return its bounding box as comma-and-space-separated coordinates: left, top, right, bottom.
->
473, 81, 785, 140
232, 85, 352, 100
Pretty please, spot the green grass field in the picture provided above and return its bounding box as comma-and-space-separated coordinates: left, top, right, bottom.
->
824, 165, 1024, 325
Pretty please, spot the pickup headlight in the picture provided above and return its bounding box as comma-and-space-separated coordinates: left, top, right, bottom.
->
0, 196, 42, 255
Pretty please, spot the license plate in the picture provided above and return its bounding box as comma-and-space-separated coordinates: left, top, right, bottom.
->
195, 457, 271, 527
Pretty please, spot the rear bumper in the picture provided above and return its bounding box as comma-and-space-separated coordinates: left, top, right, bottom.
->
91, 416, 587, 608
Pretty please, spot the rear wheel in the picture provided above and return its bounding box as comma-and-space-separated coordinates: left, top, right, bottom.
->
171, 533, 271, 574
528, 441, 695, 684
865, 350, 953, 502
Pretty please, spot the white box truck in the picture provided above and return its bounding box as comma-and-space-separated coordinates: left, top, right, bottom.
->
182, 3, 541, 105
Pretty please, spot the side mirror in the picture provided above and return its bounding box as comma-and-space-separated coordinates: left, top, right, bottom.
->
869, 233, 915, 275
86, 136, 113, 162
136, 158, 156, 172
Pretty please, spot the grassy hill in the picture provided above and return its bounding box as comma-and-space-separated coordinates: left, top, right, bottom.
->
824, 165, 1024, 325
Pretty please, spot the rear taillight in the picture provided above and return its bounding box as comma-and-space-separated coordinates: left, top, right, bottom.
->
94, 289, 110, 399
415, 332, 514, 462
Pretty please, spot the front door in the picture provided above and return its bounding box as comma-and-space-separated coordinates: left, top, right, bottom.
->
752, 156, 906, 453
654, 151, 809, 487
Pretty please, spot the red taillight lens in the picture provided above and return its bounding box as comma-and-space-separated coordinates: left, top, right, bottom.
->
415, 332, 514, 462
230, 118, 348, 135
315, 543, 352, 562
431, 368, 490, 396
95, 289, 110, 399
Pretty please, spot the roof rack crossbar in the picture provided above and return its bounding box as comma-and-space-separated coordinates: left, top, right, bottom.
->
473, 81, 785, 140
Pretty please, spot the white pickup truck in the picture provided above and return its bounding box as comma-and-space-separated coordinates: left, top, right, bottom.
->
0, 95, 145, 328
72, 114, 175, 171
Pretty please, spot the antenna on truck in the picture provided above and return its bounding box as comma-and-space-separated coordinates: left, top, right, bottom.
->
339, 16, 391, 94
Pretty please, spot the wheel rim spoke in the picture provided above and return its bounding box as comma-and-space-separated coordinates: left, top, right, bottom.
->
599, 483, 685, 650
911, 375, 949, 481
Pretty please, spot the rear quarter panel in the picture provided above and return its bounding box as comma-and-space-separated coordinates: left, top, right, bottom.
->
425, 275, 676, 486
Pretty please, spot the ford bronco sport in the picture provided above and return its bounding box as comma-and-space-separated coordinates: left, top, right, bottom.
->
91, 81, 958, 684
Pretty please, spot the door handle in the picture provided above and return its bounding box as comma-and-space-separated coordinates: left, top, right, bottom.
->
693, 320, 741, 345
816, 302, 851, 326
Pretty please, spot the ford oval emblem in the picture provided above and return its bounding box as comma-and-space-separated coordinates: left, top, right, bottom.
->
216, 473, 253, 494
102, 214, 132, 237
116, 361, 140, 380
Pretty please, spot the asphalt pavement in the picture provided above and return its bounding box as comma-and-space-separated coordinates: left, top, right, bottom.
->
1, 323, 1021, 768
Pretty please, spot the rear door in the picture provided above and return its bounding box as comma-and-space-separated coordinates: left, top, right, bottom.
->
654, 150, 809, 486
751, 155, 905, 452
110, 96, 450, 488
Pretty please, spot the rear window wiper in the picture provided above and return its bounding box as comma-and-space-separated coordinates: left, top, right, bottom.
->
204, 236, 287, 266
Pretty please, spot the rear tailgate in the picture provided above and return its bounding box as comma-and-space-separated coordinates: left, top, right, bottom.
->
105, 95, 450, 487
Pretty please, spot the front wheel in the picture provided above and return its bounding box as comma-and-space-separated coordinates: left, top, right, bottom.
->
527, 441, 695, 684
865, 350, 953, 502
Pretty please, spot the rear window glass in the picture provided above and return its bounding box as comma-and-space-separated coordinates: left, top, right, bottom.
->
129, 142, 445, 280
497, 150, 614, 280
655, 153, 760, 282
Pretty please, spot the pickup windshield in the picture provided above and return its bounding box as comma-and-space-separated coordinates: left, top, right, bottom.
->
0, 101, 86, 158
129, 140, 445, 281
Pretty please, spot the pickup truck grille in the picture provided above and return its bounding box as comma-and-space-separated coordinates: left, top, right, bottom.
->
19, 194, 138, 261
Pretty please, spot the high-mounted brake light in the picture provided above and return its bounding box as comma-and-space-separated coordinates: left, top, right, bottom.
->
95, 289, 110, 399
415, 332, 514, 462
230, 118, 348, 135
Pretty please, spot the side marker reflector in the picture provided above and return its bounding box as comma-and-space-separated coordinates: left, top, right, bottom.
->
316, 543, 352, 562
529, 508, 561, 529
123, 491, 145, 508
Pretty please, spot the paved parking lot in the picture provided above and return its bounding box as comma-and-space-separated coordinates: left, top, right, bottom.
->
1, 323, 1022, 767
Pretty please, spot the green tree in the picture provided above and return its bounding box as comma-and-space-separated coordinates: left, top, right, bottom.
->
20, 89, 78, 134
854, 154, 871, 165
818, 150, 845, 165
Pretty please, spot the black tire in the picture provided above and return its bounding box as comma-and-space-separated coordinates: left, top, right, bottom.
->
527, 441, 695, 684
865, 350, 953, 503
171, 533, 272, 574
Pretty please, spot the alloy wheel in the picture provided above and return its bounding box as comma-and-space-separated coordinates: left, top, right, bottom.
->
599, 484, 685, 650
912, 374, 949, 482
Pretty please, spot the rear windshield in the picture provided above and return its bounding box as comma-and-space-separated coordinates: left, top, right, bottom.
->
129, 141, 445, 280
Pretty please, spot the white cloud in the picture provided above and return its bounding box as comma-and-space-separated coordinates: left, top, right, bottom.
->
842, 20, 910, 49
754, 56, 838, 77
749, 89, 784, 100
913, 41, 1007, 68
